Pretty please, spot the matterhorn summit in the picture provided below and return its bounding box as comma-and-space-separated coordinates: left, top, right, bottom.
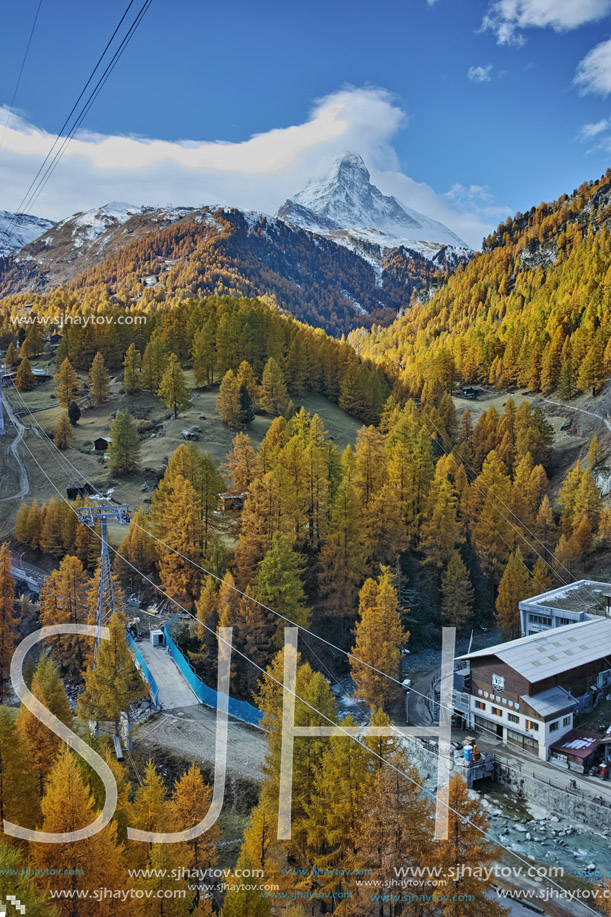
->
277, 152, 469, 250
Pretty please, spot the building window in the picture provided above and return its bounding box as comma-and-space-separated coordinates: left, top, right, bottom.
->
507, 727, 539, 754
474, 701, 485, 710
562, 716, 571, 727
526, 720, 539, 732
549, 721, 559, 732
491, 707, 503, 717
507, 713, 519, 724
529, 614, 552, 628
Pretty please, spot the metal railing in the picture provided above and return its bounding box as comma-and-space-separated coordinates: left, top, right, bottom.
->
162, 620, 263, 728
126, 632, 160, 709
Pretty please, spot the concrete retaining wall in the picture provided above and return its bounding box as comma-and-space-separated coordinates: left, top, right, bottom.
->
400, 734, 611, 834
494, 756, 611, 834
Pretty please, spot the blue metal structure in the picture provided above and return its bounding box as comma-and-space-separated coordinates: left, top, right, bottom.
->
163, 619, 263, 728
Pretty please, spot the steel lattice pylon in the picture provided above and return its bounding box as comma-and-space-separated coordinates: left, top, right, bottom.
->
76, 503, 130, 659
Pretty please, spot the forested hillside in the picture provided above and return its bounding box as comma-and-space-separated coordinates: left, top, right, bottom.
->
3, 176, 611, 912
352, 169, 611, 396
1, 295, 390, 425
0, 207, 454, 335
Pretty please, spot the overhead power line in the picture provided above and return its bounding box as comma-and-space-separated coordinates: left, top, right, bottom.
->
0, 0, 45, 153
9, 419, 600, 917
0, 0, 152, 251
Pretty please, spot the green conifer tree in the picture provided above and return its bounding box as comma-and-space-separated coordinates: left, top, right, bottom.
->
108, 409, 141, 474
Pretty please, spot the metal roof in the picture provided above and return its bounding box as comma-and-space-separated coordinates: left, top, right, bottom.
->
549, 728, 602, 759
459, 618, 611, 682
520, 686, 575, 718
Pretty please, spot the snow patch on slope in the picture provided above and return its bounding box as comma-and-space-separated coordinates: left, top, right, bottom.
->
69, 202, 141, 242
0, 210, 56, 257
341, 289, 367, 315
61, 202, 198, 247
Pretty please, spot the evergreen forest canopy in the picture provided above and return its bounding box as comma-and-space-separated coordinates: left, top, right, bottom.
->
352, 169, 611, 399
1, 295, 391, 425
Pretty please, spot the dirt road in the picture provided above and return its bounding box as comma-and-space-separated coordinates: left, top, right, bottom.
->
541, 396, 611, 433
136, 705, 268, 780
0, 394, 29, 502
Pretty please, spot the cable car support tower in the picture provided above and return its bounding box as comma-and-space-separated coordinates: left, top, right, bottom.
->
76, 503, 130, 659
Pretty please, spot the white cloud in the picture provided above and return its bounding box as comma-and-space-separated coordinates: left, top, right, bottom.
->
574, 38, 611, 95
467, 65, 493, 83
483, 0, 611, 45
577, 117, 611, 139
0, 86, 504, 249
372, 174, 510, 249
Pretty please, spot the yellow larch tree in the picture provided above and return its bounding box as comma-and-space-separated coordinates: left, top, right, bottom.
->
39, 555, 91, 680
170, 763, 218, 871
77, 613, 148, 735
87, 350, 110, 404
350, 569, 408, 711
31, 747, 128, 917
441, 550, 474, 631
16, 655, 72, 791
0, 706, 39, 833
156, 473, 203, 609
123, 342, 141, 392
14, 355, 35, 392
54, 357, 79, 407
349, 749, 434, 916
157, 352, 190, 417
224, 431, 257, 494
495, 548, 531, 639
54, 411, 73, 449
428, 774, 507, 917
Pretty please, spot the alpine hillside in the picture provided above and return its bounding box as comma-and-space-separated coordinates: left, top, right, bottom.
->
0, 209, 55, 258
0, 155, 472, 336
351, 168, 611, 398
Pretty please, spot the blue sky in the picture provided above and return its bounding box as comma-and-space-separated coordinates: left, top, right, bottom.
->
1, 0, 611, 247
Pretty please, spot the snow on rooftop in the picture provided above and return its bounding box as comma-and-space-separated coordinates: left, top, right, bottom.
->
523, 579, 611, 617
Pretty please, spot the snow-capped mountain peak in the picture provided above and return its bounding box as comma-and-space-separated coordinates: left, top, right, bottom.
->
0, 210, 56, 258
278, 152, 469, 249
68, 202, 142, 243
